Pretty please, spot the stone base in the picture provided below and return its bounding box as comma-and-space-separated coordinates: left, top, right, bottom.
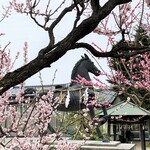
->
69, 140, 135, 150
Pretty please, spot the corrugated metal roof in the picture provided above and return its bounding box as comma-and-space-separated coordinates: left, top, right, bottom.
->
9, 84, 67, 95
106, 101, 150, 116
95, 90, 118, 104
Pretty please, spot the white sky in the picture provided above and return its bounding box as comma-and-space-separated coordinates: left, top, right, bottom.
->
0, 1, 112, 86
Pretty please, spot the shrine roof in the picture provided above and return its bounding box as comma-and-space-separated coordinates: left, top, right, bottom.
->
106, 101, 150, 116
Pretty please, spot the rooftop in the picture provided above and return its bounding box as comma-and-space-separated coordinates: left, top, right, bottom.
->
106, 101, 150, 116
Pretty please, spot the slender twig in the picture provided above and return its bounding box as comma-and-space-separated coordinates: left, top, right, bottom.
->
16, 98, 36, 127
73, 124, 82, 140
135, 0, 145, 45
22, 102, 36, 132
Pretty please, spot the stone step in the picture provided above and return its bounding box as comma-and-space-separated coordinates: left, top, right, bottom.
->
81, 143, 135, 150
80, 140, 120, 147
50, 140, 135, 150
75, 140, 135, 150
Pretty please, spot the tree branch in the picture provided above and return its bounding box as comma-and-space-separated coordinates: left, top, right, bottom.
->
91, 0, 100, 14
47, 4, 75, 46
73, 0, 85, 28
72, 42, 114, 57
71, 42, 150, 58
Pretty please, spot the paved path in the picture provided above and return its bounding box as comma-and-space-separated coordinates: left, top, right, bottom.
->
132, 141, 150, 150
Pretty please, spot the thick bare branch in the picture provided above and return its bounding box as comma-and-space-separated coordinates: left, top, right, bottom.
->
91, 0, 100, 14
71, 42, 114, 57
47, 4, 75, 46
72, 42, 150, 58
73, 0, 85, 28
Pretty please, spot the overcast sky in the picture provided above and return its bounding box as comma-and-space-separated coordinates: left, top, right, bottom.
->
0, 1, 110, 86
